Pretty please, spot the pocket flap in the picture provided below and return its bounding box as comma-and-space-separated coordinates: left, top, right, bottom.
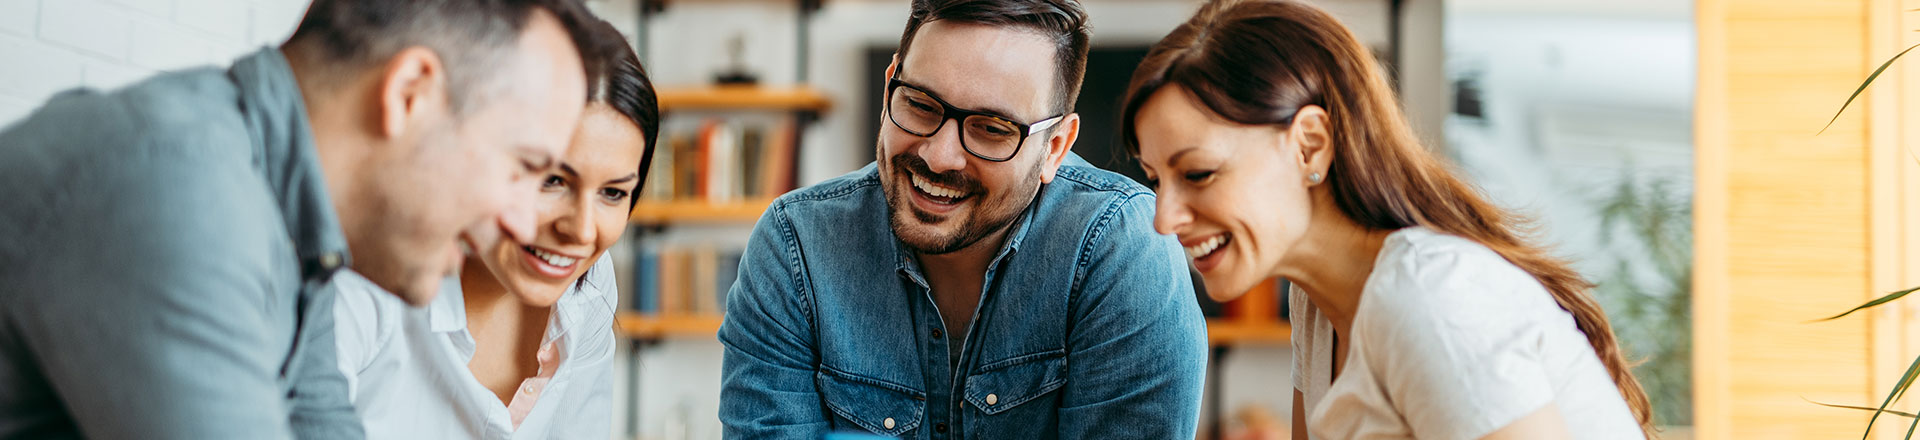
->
816, 367, 925, 436
963, 350, 1067, 415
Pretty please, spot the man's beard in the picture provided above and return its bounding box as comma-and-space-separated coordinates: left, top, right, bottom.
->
880, 150, 1040, 255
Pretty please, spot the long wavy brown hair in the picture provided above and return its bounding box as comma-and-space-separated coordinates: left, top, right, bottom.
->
1120, 0, 1655, 435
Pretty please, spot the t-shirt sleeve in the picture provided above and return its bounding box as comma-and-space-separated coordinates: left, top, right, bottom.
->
1362, 246, 1555, 440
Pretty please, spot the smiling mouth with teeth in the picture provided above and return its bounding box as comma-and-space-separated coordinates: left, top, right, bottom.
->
1185, 234, 1231, 259
525, 246, 578, 268
910, 173, 971, 203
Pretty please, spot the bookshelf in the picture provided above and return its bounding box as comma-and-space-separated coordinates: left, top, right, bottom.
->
656, 86, 832, 113
629, 198, 773, 224
615, 313, 724, 340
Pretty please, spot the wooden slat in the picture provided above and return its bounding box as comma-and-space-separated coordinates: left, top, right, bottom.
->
1695, 0, 1897, 437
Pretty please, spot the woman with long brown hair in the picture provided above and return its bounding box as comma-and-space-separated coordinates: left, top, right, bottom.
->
1121, 0, 1654, 438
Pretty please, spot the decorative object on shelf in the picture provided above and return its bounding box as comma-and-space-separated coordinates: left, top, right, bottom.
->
715, 33, 759, 85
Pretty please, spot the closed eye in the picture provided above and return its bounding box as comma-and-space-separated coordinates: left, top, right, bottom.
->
600, 187, 629, 203
1184, 171, 1216, 184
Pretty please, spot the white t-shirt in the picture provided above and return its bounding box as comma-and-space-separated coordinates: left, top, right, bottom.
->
1290, 227, 1641, 440
333, 255, 620, 440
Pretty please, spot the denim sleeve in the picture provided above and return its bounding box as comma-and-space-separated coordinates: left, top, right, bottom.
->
718, 204, 830, 439
1057, 193, 1209, 438
11, 151, 299, 439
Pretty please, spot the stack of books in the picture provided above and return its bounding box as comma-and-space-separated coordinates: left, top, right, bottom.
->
642, 117, 798, 204
626, 242, 746, 316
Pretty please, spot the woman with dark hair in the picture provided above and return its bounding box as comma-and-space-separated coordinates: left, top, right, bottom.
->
1122, 0, 1653, 439
331, 17, 659, 439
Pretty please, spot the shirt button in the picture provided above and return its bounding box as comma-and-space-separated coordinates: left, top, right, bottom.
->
986, 393, 998, 406
522, 383, 536, 394
931, 328, 944, 338
318, 252, 342, 271
883, 417, 896, 429
935, 423, 948, 433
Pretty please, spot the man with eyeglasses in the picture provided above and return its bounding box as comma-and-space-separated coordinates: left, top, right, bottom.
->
717, 0, 1206, 438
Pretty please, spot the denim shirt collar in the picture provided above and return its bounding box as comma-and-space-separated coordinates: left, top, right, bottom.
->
892, 185, 1041, 289
230, 47, 350, 282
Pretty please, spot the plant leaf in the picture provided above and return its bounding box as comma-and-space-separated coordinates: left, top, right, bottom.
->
1860, 355, 1920, 438
1809, 399, 1919, 419
1822, 43, 1920, 134
1817, 285, 1920, 322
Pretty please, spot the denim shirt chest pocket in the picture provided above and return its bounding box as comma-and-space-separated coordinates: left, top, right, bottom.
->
817, 367, 926, 438
962, 349, 1068, 436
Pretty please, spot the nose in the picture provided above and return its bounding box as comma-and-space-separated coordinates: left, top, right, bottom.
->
1153, 187, 1192, 236
920, 118, 969, 173
550, 192, 594, 246
497, 200, 539, 246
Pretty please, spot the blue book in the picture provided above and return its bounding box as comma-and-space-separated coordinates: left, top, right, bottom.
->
633, 246, 658, 313
715, 249, 743, 312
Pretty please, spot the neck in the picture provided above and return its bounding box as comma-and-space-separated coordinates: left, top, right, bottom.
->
282, 44, 374, 232
461, 259, 536, 330
1272, 197, 1393, 337
915, 222, 1014, 286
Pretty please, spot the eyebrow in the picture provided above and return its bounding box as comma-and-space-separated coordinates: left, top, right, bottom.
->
896, 77, 1032, 123
1166, 147, 1202, 167
607, 173, 639, 184
521, 147, 556, 171
557, 163, 580, 178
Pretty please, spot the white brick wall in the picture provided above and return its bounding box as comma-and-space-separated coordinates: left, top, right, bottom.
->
0, 0, 312, 126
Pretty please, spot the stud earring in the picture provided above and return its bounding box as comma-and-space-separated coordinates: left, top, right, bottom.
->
1308, 172, 1323, 184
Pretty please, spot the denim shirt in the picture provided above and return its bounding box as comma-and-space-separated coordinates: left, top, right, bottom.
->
0, 48, 361, 439
718, 155, 1208, 440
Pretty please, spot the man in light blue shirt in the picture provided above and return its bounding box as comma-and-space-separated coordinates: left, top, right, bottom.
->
0, 1, 614, 438
717, 0, 1208, 438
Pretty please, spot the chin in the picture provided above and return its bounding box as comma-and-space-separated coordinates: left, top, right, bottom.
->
502, 276, 569, 307
1201, 268, 1260, 303
393, 276, 443, 307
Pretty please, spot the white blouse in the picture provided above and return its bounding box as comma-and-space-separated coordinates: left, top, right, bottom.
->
333, 255, 619, 440
1290, 227, 1641, 440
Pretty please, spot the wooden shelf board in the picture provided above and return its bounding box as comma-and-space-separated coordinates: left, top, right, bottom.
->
629, 198, 773, 224
656, 86, 832, 112
1205, 319, 1292, 346
615, 312, 1290, 346
616, 313, 723, 340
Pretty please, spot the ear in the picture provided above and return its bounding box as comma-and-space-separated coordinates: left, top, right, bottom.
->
375, 46, 449, 140
883, 53, 900, 95
1037, 113, 1081, 184
1290, 105, 1333, 184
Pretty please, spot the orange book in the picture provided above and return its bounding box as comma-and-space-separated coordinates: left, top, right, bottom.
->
760, 118, 795, 196
1229, 277, 1280, 324
658, 248, 684, 316
695, 119, 721, 199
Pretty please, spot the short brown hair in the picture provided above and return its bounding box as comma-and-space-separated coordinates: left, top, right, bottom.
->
895, 0, 1091, 114
285, 0, 615, 115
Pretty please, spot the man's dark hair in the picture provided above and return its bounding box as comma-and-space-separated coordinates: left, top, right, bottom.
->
895, 0, 1091, 115
576, 18, 659, 210
284, 0, 613, 114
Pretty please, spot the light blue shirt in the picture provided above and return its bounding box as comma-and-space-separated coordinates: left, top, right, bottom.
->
0, 48, 361, 439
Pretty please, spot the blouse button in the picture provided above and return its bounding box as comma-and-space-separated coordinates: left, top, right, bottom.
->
522, 383, 536, 394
